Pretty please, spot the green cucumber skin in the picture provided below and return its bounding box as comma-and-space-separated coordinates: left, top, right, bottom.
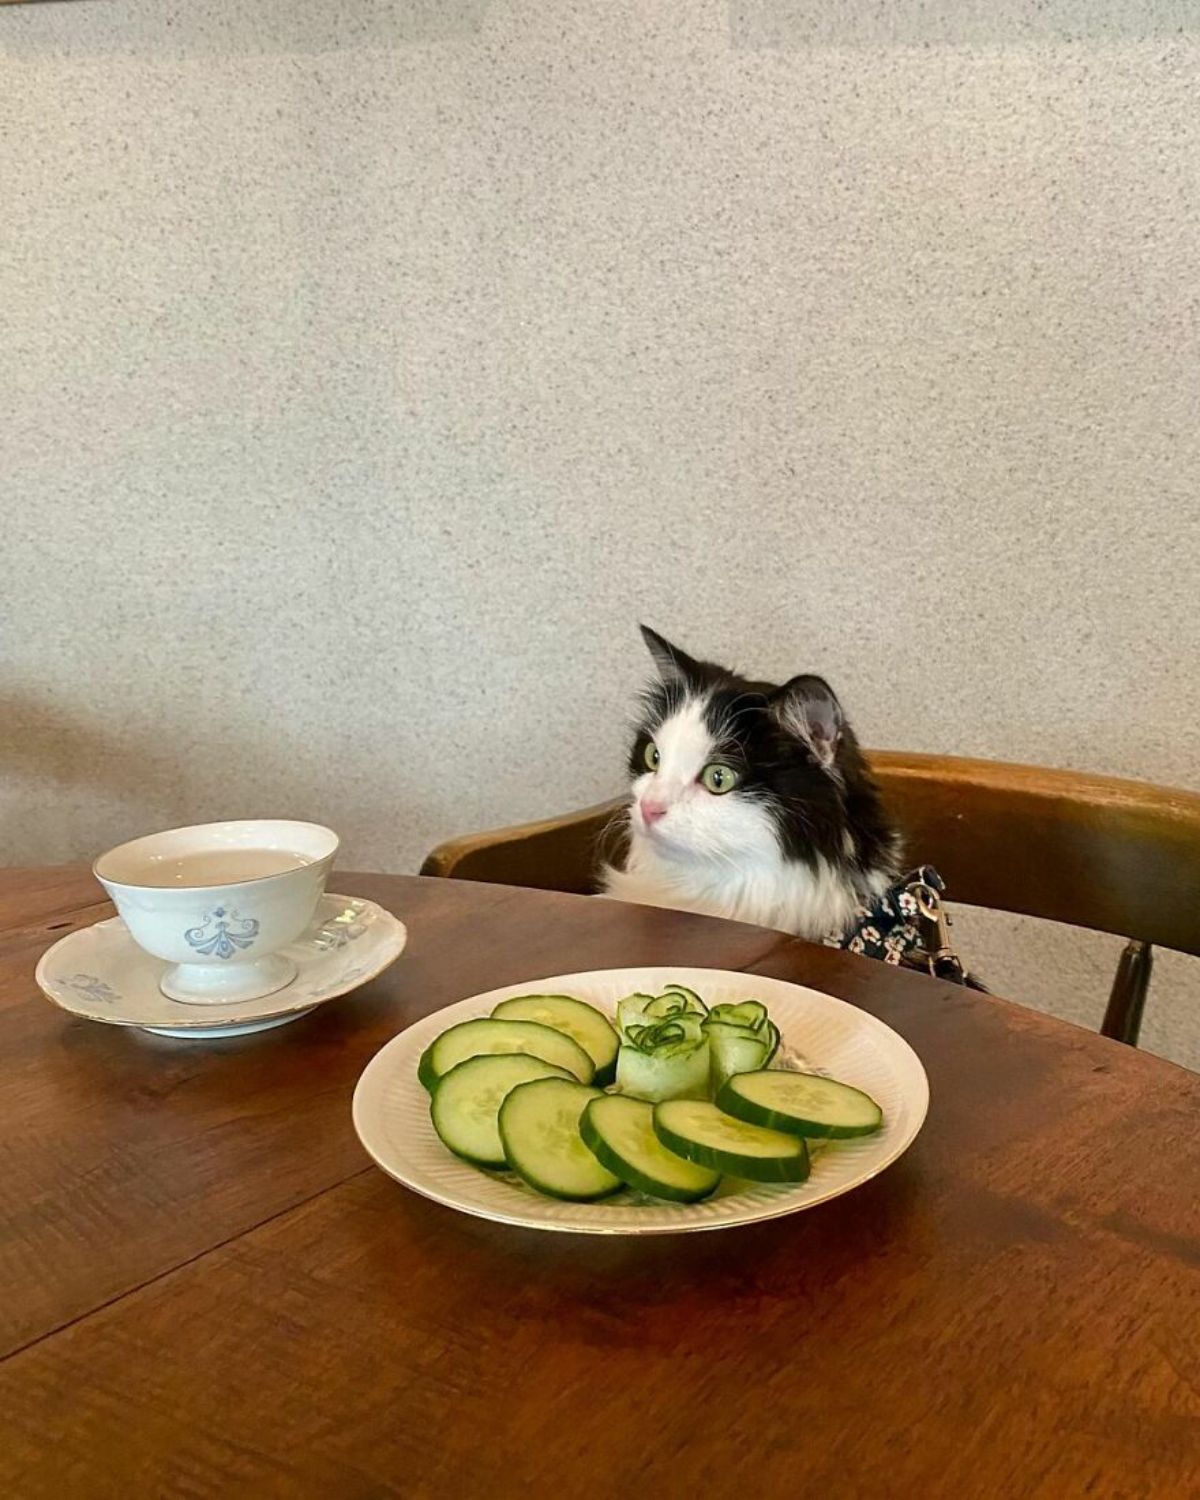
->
498, 1080, 622, 1202
506, 1158, 622, 1202
615, 1038, 710, 1103
703, 1025, 769, 1096
417, 1044, 441, 1092
429, 1054, 570, 1169
660, 983, 707, 1012
579, 1101, 719, 1204
717, 1074, 884, 1139
418, 1017, 594, 1092
644, 990, 706, 1021
708, 1001, 767, 1029
652, 1111, 811, 1184
431, 1135, 501, 1170
491, 995, 619, 1085
505, 1169, 622, 1203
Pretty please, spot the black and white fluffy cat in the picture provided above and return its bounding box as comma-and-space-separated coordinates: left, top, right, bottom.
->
602, 628, 902, 940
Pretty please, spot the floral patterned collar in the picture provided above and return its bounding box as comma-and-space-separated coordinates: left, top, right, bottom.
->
826, 865, 948, 968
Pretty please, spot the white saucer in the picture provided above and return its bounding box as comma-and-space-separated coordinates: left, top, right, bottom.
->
36, 893, 406, 1038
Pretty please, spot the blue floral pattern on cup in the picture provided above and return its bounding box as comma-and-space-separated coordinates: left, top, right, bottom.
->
184, 907, 260, 960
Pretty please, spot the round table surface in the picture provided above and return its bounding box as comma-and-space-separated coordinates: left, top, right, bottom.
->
2, 866, 1198, 1498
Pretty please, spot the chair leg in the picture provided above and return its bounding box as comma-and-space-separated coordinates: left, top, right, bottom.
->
1101, 940, 1153, 1047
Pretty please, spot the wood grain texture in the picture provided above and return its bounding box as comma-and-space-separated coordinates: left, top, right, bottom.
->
0, 865, 109, 935
3, 870, 1200, 1498
870, 752, 1200, 956
0, 868, 788, 1356
420, 797, 623, 894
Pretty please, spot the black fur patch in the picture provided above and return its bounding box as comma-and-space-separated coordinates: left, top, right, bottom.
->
631, 631, 899, 892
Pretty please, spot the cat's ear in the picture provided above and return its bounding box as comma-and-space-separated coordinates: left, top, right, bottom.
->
769, 675, 844, 770
639, 625, 702, 686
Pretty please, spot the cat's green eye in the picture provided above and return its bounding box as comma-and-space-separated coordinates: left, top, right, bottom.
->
643, 742, 661, 771
700, 763, 740, 795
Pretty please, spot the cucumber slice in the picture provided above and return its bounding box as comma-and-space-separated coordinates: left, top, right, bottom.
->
703, 1021, 770, 1095
616, 1025, 710, 1103
491, 994, 619, 1085
643, 993, 691, 1021
660, 983, 707, 1013
581, 1095, 719, 1202
498, 1078, 622, 1201
707, 1000, 768, 1030
620, 986, 706, 1034
718, 1070, 884, 1139
624, 1013, 704, 1049
653, 1100, 810, 1182
418, 1017, 594, 1091
763, 1020, 781, 1066
431, 1053, 571, 1167
616, 992, 660, 1036
644, 988, 707, 1022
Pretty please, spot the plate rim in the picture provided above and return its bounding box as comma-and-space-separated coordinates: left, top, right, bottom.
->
34, 893, 407, 1031
352, 964, 929, 1236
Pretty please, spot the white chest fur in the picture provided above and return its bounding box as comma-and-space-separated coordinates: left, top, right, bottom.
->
603, 827, 883, 941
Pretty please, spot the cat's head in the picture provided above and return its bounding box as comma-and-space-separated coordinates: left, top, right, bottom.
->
624, 626, 896, 878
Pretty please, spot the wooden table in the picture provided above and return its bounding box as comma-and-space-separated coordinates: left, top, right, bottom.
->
2, 868, 1198, 1498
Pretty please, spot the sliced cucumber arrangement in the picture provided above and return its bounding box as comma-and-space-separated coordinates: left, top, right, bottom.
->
617, 991, 668, 1034
417, 1016, 594, 1091
653, 1100, 811, 1183
492, 994, 619, 1085
616, 1012, 710, 1102
416, 981, 886, 1207
702, 1000, 777, 1094
718, 1070, 884, 1139
581, 1094, 719, 1202
432, 1053, 571, 1167
703, 1020, 771, 1095
499, 1077, 621, 1201
658, 982, 706, 1011
709, 1000, 767, 1029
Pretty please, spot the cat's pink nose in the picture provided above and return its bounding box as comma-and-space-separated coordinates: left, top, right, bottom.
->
640, 798, 668, 827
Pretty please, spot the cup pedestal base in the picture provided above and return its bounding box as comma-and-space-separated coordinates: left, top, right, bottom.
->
160, 953, 298, 1005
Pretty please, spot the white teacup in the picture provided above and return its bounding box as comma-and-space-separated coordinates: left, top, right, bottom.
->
94, 820, 339, 1004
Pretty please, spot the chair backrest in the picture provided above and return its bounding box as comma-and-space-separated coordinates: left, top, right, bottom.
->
421, 799, 623, 896
870, 752, 1200, 957
422, 752, 1200, 956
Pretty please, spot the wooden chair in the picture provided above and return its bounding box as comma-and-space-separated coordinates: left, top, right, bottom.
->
421, 752, 1200, 1048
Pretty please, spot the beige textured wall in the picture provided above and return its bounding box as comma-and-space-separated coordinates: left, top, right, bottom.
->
2, 2, 1198, 1063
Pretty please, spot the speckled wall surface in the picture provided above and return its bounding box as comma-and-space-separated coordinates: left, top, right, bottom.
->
2, 2, 1198, 1062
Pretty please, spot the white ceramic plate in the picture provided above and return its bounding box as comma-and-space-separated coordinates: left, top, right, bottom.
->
36, 894, 406, 1038
353, 966, 929, 1235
